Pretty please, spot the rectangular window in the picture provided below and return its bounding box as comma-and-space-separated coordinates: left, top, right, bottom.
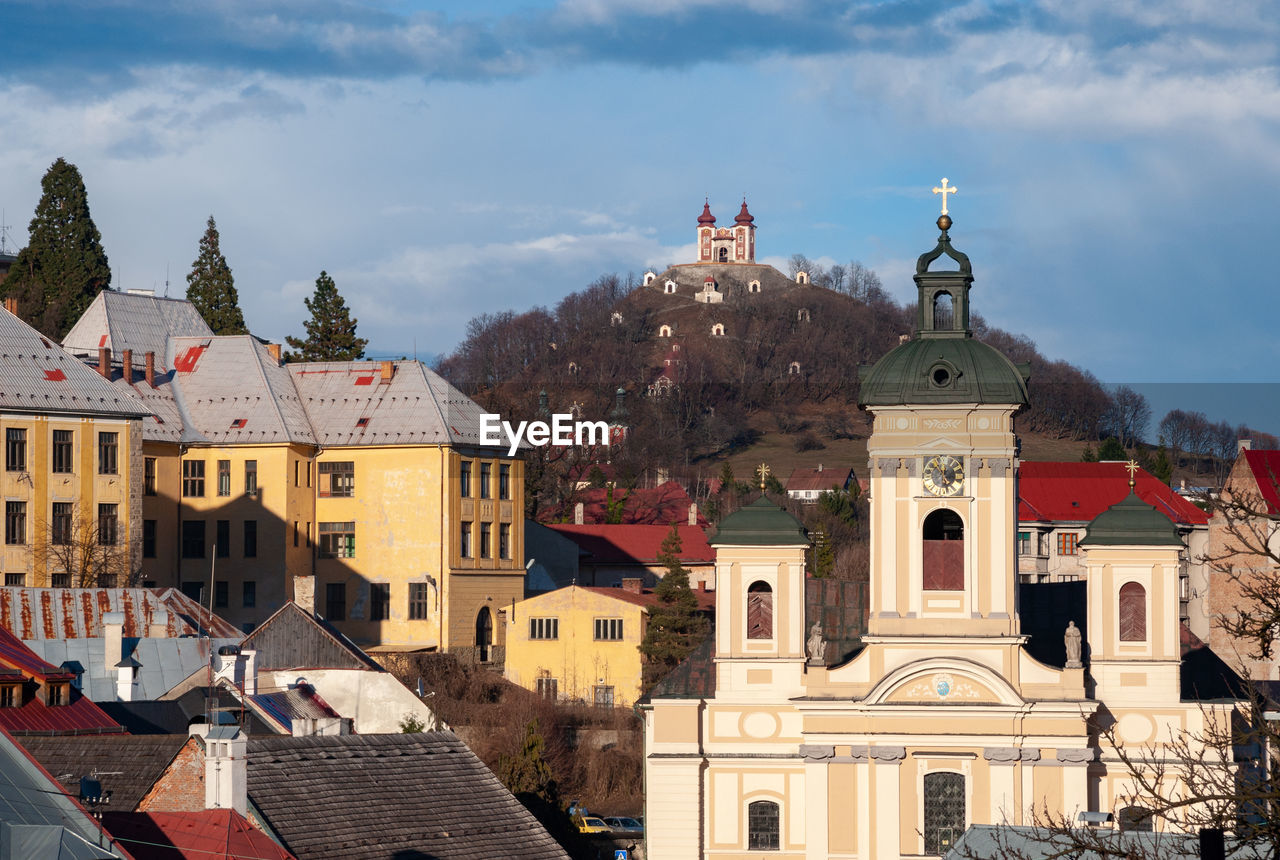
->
244, 460, 257, 495
144, 457, 156, 496
217, 460, 231, 496
409, 583, 430, 620
536, 677, 558, 701
459, 461, 471, 497
97, 504, 118, 546
47, 683, 65, 707
52, 430, 73, 474
1057, 532, 1079, 556
5, 501, 25, 545
293, 521, 298, 548
460, 522, 471, 558
593, 685, 615, 708
0, 685, 16, 707
306, 521, 312, 549
182, 520, 206, 559
244, 520, 257, 558
318, 461, 355, 497
370, 583, 390, 621
529, 617, 559, 640
5, 428, 25, 472
51, 502, 72, 546
51, 573, 69, 588
479, 462, 491, 499
97, 573, 116, 588
181, 581, 204, 604
214, 580, 228, 608
326, 583, 346, 621
307, 462, 312, 488
182, 460, 205, 497
97, 432, 118, 475
143, 520, 156, 558
294, 461, 300, 487
499, 523, 510, 560
594, 618, 624, 641
1016, 531, 1031, 555
4, 573, 24, 586
243, 580, 256, 608
319, 522, 355, 559
499, 464, 510, 499
480, 522, 491, 559
216, 520, 230, 558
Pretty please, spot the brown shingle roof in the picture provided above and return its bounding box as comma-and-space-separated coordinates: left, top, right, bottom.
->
19, 734, 189, 810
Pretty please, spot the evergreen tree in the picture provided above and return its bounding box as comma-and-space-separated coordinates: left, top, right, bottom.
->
285, 270, 368, 361
186, 216, 247, 335
1097, 437, 1127, 461
4, 158, 111, 339
639, 523, 709, 691
1081, 443, 1098, 462
497, 719, 557, 804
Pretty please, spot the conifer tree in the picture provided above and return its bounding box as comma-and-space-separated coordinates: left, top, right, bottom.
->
640, 523, 709, 691
285, 270, 368, 361
4, 158, 111, 339
186, 216, 247, 335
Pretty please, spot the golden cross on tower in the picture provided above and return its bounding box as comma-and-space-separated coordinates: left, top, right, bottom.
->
932, 177, 957, 216
757, 462, 771, 491
1125, 459, 1140, 488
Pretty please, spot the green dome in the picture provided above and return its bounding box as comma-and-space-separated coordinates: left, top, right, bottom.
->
711, 497, 809, 547
858, 335, 1029, 407
1079, 491, 1182, 547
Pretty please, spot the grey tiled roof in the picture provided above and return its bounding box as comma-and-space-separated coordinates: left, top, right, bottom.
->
62, 290, 212, 367
19, 734, 189, 811
247, 732, 570, 860
0, 308, 149, 418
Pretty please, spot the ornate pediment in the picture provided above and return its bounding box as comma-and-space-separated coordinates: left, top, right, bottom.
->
865, 657, 1024, 707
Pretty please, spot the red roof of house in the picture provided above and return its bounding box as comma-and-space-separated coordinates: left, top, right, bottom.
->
1241, 449, 1280, 514
548, 523, 715, 566
543, 480, 709, 526
581, 585, 716, 612
0, 626, 124, 736
104, 810, 298, 860
1017, 462, 1208, 526
785, 466, 852, 493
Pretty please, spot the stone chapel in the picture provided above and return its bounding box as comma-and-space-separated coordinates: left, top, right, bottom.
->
641, 211, 1240, 859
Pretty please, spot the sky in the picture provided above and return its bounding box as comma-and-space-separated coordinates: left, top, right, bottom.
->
1, 0, 1278, 434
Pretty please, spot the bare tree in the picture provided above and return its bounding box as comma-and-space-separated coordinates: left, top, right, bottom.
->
35, 505, 137, 587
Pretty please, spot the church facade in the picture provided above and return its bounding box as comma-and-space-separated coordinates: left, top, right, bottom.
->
641, 212, 1235, 858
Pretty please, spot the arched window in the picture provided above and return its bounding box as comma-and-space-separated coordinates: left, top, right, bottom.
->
718, 247, 729, 262
658, 325, 672, 337
475, 607, 493, 662
923, 509, 964, 591
923, 772, 965, 855
796, 271, 809, 285
747, 581, 773, 640
747, 800, 779, 850
711, 323, 725, 336
643, 271, 657, 286
748, 280, 761, 293
933, 291, 954, 330
1118, 805, 1153, 832
1119, 582, 1146, 641
664, 280, 677, 294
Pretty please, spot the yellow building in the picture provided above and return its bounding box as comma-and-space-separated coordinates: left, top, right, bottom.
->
504, 583, 714, 708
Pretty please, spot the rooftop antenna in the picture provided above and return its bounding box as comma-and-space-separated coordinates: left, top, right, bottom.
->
164, 263, 170, 298
0, 210, 12, 254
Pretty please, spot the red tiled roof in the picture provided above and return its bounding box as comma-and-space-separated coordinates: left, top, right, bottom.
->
0, 626, 125, 736
541, 480, 707, 526
785, 466, 852, 493
581, 585, 715, 612
104, 810, 298, 860
548, 523, 714, 566
1017, 462, 1208, 526
1241, 449, 1280, 515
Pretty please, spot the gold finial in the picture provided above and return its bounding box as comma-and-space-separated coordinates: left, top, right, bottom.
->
1125, 459, 1140, 489
757, 462, 771, 491
932, 177, 957, 216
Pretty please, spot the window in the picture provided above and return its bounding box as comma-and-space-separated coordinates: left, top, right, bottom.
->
5, 428, 25, 471
4, 573, 24, 586
1119, 582, 1147, 641
5, 502, 25, 545
319, 522, 355, 559
144, 457, 156, 496
1057, 532, 1079, 556
326, 583, 346, 621
143, 520, 156, 558
243, 580, 256, 608
0, 685, 17, 707
97, 574, 116, 588
499, 464, 510, 499
370, 583, 390, 621
409, 583, 430, 619
923, 509, 965, 590
1118, 805, 1153, 833
182, 460, 205, 497
307, 462, 311, 488
244, 520, 257, 558
460, 461, 471, 497
536, 677, 558, 701
460, 522, 471, 558
51, 502, 71, 546
748, 801, 780, 850
305, 522, 311, 549
529, 617, 559, 640
182, 520, 206, 558
52, 430, 73, 473
747, 581, 773, 640
923, 772, 966, 855
594, 618, 624, 641
98, 432, 118, 475
217, 460, 231, 496
593, 685, 615, 708
499, 523, 510, 560
214, 580, 228, 608
244, 460, 257, 495
97, 504, 117, 546
181, 581, 204, 604
46, 682, 66, 706
51, 573, 69, 588
292, 521, 298, 547
294, 460, 300, 487
319, 461, 355, 497
1016, 531, 1031, 555
479, 463, 491, 499
480, 522, 491, 558
215, 520, 229, 557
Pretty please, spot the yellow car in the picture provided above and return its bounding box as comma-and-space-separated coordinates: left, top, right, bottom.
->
575, 816, 612, 834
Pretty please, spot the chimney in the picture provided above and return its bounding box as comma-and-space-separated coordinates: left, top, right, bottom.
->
121, 349, 133, 384
97, 347, 112, 379
1239, 438, 1253, 454
817, 463, 823, 472
103, 611, 124, 668
621, 577, 643, 594
380, 360, 395, 384
688, 503, 697, 526
147, 609, 170, 639
266, 343, 282, 364
2, 297, 16, 315
293, 574, 316, 616
574, 502, 584, 525
203, 727, 248, 816
144, 351, 156, 388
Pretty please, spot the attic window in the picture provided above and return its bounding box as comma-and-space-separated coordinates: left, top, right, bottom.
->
0, 683, 19, 708
356, 417, 370, 428
44, 369, 66, 382
230, 418, 247, 429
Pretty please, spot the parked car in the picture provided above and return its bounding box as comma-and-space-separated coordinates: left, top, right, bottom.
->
575, 816, 612, 834
604, 816, 644, 835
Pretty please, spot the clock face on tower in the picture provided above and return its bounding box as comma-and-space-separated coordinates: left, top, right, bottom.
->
923, 455, 965, 497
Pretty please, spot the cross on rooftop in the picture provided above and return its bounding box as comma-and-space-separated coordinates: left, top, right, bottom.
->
757, 463, 771, 491
932, 178, 957, 215
1125, 459, 1140, 488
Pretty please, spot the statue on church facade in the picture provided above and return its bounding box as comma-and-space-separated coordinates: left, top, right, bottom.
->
807, 621, 825, 664
1065, 620, 1083, 668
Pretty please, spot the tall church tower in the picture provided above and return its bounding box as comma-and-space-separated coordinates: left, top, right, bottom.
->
696, 199, 757, 263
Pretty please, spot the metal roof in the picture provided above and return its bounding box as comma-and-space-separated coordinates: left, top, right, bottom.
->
245, 686, 340, 733
62, 291, 212, 367
0, 588, 242, 640
0, 307, 149, 419
110, 369, 183, 443
27, 636, 239, 703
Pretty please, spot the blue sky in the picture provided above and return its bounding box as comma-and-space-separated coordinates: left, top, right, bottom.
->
1, 0, 1278, 432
